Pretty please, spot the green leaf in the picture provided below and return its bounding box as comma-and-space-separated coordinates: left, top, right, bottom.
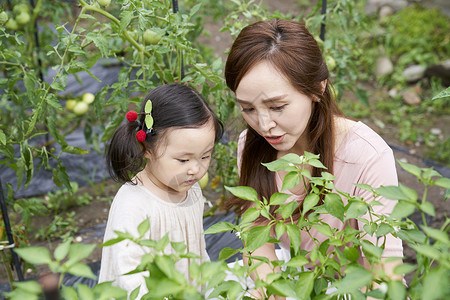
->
279, 153, 304, 165
399, 184, 418, 202
376, 185, 411, 201
280, 201, 298, 219
302, 194, 319, 214
332, 266, 372, 293
391, 201, 416, 218
145, 100, 153, 114
286, 223, 301, 255
313, 224, 334, 237
171, 241, 187, 254
67, 262, 97, 279
324, 193, 344, 220
100, 237, 126, 247
434, 177, 450, 189
245, 226, 271, 252
225, 186, 258, 202
262, 159, 292, 172
421, 266, 448, 300
376, 223, 394, 237
145, 114, 153, 129
281, 171, 301, 191
61, 286, 78, 300
397, 160, 421, 177
421, 225, 449, 244
269, 192, 291, 205
343, 247, 360, 262
267, 279, 296, 297
431, 86, 450, 100
12, 280, 42, 294
204, 222, 235, 235
155, 255, 176, 278
294, 271, 315, 299
46, 94, 64, 111
285, 255, 309, 268
387, 280, 406, 300
15, 247, 52, 265
397, 229, 426, 243
93, 282, 128, 300
85, 33, 108, 57
76, 284, 94, 300
308, 159, 327, 169
137, 219, 150, 238
218, 247, 241, 261
119, 11, 133, 33
62, 146, 90, 155
409, 244, 441, 260
393, 263, 417, 275
0, 129, 6, 145
361, 240, 382, 258
420, 201, 435, 216
346, 201, 367, 219
275, 223, 287, 239
241, 207, 260, 224
54, 238, 73, 261
68, 243, 96, 263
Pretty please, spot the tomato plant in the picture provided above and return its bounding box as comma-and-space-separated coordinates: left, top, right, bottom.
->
0, 0, 234, 195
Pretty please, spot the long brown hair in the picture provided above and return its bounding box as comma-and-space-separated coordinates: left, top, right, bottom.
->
224, 19, 343, 217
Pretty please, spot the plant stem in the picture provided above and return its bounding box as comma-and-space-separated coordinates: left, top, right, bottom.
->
421, 186, 428, 227
1, 250, 15, 289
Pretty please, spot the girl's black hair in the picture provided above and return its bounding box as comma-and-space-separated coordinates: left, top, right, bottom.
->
106, 83, 224, 183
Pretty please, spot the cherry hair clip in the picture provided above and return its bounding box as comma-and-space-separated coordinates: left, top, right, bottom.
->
126, 100, 154, 142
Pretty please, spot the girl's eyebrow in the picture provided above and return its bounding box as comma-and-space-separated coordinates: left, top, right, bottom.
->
236, 94, 288, 104
175, 146, 214, 156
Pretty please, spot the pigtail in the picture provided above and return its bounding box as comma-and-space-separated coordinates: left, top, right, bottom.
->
106, 121, 146, 183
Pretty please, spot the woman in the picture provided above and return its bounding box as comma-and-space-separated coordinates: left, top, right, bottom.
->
224, 19, 403, 298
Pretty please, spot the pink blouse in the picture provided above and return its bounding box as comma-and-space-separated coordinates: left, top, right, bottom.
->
237, 122, 403, 257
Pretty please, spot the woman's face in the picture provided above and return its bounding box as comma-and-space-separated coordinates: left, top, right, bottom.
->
235, 61, 316, 155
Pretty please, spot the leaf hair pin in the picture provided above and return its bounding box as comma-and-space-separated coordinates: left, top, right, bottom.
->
126, 100, 154, 142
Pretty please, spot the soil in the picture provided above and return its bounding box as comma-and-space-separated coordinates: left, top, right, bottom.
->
1, 0, 449, 290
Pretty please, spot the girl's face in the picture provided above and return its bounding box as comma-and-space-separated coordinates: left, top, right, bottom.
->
235, 61, 316, 156
144, 120, 216, 199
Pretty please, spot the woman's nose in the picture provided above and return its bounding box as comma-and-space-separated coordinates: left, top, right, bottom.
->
258, 112, 276, 131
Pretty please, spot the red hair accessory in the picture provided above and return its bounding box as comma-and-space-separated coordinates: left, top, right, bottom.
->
136, 130, 147, 142
126, 111, 138, 122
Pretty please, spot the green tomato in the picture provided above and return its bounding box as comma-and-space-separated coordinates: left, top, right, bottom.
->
73, 102, 89, 116
143, 29, 162, 45
65, 99, 77, 111
0, 11, 8, 25
15, 12, 30, 25
13, 3, 29, 15
82, 92, 95, 104
6, 18, 18, 31
325, 55, 336, 71
198, 173, 209, 189
97, 0, 111, 7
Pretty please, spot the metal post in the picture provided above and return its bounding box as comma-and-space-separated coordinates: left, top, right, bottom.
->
0, 178, 24, 281
172, 0, 184, 79
320, 0, 327, 41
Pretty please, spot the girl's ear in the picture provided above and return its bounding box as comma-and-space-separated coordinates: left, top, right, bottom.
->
320, 79, 327, 95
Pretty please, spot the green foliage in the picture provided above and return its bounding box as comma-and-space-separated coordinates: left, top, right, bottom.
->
9, 156, 449, 299
0, 0, 234, 195
384, 4, 450, 65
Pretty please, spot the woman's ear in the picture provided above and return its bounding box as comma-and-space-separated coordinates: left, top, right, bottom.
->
320, 79, 327, 95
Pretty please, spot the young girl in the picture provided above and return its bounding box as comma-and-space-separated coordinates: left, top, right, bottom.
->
98, 83, 223, 298
225, 19, 403, 298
